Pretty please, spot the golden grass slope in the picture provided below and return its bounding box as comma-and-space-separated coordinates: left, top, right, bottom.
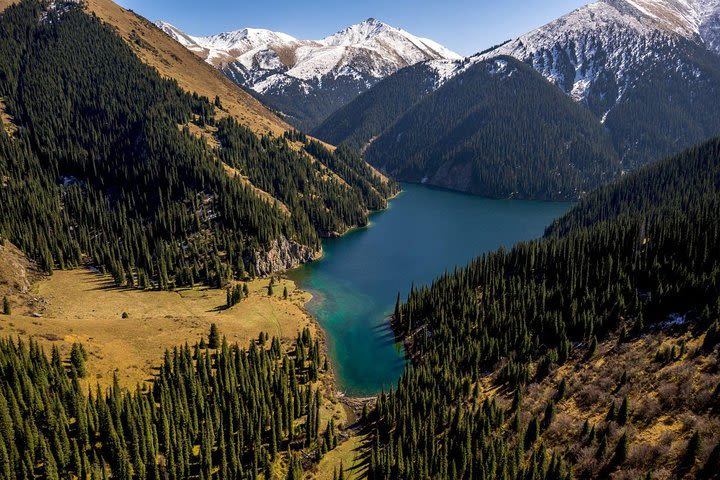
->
0, 269, 317, 389
0, 97, 18, 138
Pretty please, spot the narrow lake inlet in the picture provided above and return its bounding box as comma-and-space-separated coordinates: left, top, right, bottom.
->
290, 183, 572, 396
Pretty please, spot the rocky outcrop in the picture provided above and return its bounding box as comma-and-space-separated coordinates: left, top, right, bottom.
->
252, 237, 319, 277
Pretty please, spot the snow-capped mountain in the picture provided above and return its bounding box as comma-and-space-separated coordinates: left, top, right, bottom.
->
472, 0, 720, 167
412, 0, 720, 109
315, 0, 720, 173
474, 0, 719, 104
156, 18, 461, 129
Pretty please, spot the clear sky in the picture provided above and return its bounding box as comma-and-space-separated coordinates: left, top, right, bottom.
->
116, 0, 589, 56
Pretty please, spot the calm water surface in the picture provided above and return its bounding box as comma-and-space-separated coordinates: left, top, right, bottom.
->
290, 183, 571, 396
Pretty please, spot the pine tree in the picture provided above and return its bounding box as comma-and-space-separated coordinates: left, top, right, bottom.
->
2, 297, 9, 315
612, 433, 629, 466
587, 336, 598, 359
617, 397, 629, 426
70, 343, 87, 378
208, 323, 220, 349
683, 431, 702, 470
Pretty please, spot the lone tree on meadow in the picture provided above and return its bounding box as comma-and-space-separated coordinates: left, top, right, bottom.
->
2, 296, 10, 315
612, 432, 629, 466
208, 323, 220, 349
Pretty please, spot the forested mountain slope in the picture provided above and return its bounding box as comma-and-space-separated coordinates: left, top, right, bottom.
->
480, 0, 720, 169
311, 61, 448, 151
315, 0, 720, 199
90, 0, 292, 136
0, 0, 396, 289
364, 57, 620, 200
374, 136, 720, 478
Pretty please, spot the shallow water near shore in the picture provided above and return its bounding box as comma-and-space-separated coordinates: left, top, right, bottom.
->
290, 183, 571, 396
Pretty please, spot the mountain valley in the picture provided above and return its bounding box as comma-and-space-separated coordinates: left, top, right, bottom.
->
0, 0, 719, 479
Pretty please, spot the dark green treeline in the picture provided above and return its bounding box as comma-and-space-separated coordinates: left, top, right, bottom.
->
0, 327, 336, 479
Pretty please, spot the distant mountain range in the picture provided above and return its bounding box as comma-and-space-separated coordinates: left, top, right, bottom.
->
156, 18, 461, 130
313, 0, 720, 199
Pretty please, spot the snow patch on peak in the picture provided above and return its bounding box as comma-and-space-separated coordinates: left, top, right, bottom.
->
426, 59, 465, 86
471, 0, 717, 107
158, 18, 461, 90
197, 28, 299, 53
156, 21, 202, 49
322, 18, 394, 46
616, 0, 720, 37
488, 59, 510, 76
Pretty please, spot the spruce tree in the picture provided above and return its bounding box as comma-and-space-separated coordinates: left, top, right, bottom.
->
683, 431, 702, 470
208, 323, 220, 349
70, 343, 87, 378
617, 397, 629, 426
612, 433, 629, 466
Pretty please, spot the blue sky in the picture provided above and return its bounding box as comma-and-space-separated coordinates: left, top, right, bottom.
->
117, 0, 589, 56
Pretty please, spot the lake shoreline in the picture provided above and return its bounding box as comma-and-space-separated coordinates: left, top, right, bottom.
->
287, 183, 572, 397
276, 187, 406, 417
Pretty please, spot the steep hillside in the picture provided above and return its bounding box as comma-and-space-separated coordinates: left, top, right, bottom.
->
317, 0, 720, 191
157, 18, 461, 130
509, 325, 720, 478
365, 57, 620, 200
0, 0, 290, 135
480, 0, 720, 168
0, 0, 396, 292
87, 0, 292, 136
372, 135, 720, 478
311, 61, 450, 151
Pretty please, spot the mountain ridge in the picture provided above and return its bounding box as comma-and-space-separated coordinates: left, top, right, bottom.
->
363, 56, 621, 200
314, 0, 720, 195
156, 18, 461, 129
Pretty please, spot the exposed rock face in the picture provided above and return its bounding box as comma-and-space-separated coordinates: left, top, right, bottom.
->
0, 241, 40, 296
252, 237, 319, 277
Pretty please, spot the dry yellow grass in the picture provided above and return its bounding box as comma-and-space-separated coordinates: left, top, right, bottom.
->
182, 121, 220, 149
0, 97, 17, 138
311, 433, 369, 480
508, 330, 720, 477
0, 269, 318, 389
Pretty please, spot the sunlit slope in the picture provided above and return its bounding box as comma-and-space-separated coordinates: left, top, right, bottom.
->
1, 0, 290, 135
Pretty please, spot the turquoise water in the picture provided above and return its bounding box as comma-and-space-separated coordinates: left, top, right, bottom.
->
289, 183, 571, 396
